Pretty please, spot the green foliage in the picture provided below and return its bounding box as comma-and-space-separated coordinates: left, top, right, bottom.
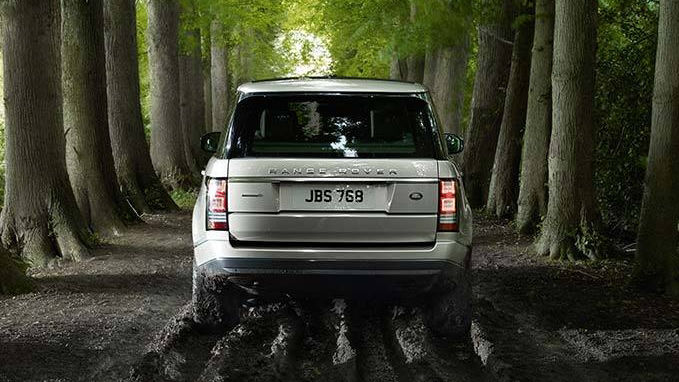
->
595, 0, 658, 237
136, 1, 151, 140
294, 0, 473, 77
195, 0, 290, 82
171, 189, 198, 210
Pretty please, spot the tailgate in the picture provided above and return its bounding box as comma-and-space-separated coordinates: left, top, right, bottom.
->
227, 158, 439, 244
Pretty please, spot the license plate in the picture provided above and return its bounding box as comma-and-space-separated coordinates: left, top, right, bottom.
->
282, 184, 381, 210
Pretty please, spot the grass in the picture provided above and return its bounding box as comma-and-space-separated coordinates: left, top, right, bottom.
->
171, 189, 198, 210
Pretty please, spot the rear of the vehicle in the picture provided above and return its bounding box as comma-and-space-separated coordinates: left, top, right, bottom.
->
192, 79, 472, 335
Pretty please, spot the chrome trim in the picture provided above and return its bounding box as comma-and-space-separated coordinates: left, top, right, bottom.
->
228, 177, 439, 183
221, 268, 440, 276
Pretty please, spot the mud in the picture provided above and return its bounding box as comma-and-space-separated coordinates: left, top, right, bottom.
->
471, 214, 679, 382
131, 299, 487, 382
0, 213, 193, 382
3, 211, 678, 381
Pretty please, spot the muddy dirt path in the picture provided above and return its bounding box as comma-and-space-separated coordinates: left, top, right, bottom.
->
131, 300, 489, 382
4, 211, 678, 381
0, 212, 490, 382
0, 213, 193, 382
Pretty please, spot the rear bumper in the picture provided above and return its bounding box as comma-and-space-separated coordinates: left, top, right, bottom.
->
193, 237, 471, 296
194, 235, 471, 270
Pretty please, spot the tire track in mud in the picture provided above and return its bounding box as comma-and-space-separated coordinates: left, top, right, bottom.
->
130, 300, 488, 382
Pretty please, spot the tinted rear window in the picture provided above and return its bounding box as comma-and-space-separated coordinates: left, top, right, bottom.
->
226, 95, 439, 158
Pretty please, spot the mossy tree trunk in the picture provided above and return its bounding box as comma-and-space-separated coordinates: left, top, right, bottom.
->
516, 0, 554, 234
536, 0, 600, 261
634, 0, 679, 294
405, 0, 424, 83
0, 248, 32, 295
103, 0, 178, 214
390, 54, 408, 81
203, 62, 213, 133
0, 0, 90, 266
147, 0, 194, 189
487, 15, 534, 218
461, 0, 514, 208
422, 35, 470, 135
210, 20, 230, 131
62, 0, 136, 236
202, 20, 212, 134
179, 26, 205, 171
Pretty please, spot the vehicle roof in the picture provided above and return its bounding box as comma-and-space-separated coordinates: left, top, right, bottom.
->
237, 77, 428, 95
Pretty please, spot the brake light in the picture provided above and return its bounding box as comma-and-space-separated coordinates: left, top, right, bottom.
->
438, 179, 458, 232
207, 178, 228, 230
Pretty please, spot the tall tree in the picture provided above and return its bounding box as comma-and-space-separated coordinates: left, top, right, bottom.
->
179, 0, 206, 170
179, 31, 201, 174
461, 0, 514, 207
406, 56, 425, 83
634, 0, 679, 294
62, 0, 134, 235
147, 0, 194, 189
390, 54, 408, 81
204, 67, 213, 132
516, 0, 555, 233
210, 20, 230, 131
486, 14, 534, 217
405, 0, 424, 83
103, 0, 177, 213
203, 28, 213, 133
536, 0, 599, 260
422, 35, 470, 134
0, 0, 90, 266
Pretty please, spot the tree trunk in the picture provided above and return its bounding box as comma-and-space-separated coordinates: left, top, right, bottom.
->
0, 247, 33, 296
204, 60, 213, 132
235, 39, 255, 87
405, 0, 424, 83
0, 0, 90, 266
147, 0, 194, 189
202, 25, 212, 133
422, 36, 470, 134
62, 0, 134, 236
389, 54, 408, 81
461, 0, 514, 208
406, 55, 425, 83
486, 18, 534, 217
103, 0, 178, 214
179, 33, 201, 174
0, 248, 32, 295
190, 31, 207, 166
536, 0, 599, 261
516, 0, 554, 234
634, 0, 679, 294
211, 20, 230, 131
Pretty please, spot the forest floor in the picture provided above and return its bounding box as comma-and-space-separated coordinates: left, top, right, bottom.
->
0, 212, 678, 382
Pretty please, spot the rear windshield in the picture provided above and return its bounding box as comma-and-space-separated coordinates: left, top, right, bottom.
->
225, 95, 439, 158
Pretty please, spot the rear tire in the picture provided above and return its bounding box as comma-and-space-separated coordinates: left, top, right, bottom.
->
192, 264, 242, 331
424, 270, 472, 339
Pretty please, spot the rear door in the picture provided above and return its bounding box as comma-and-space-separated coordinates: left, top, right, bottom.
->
224, 94, 442, 245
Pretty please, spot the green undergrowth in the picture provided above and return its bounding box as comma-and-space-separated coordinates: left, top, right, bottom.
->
171, 189, 198, 210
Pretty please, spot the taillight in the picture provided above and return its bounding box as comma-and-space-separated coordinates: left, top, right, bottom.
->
207, 178, 228, 230
438, 179, 458, 232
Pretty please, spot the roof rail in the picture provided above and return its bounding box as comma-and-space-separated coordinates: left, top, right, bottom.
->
250, 75, 417, 85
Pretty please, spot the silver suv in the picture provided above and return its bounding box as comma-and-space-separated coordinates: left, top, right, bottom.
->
192, 78, 472, 337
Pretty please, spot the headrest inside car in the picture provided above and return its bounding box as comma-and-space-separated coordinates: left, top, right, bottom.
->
265, 110, 298, 140
371, 110, 405, 141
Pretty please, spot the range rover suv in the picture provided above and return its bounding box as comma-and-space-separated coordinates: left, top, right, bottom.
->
192, 78, 472, 337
